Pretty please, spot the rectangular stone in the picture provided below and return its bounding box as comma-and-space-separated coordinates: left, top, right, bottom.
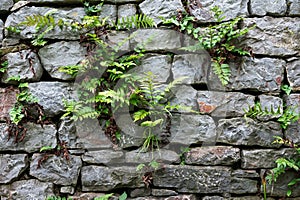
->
0, 87, 18, 121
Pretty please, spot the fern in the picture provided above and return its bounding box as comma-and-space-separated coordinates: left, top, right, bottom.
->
212, 60, 231, 86
113, 14, 156, 30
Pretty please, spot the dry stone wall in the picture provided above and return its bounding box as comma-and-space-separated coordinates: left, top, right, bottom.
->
0, 0, 299, 199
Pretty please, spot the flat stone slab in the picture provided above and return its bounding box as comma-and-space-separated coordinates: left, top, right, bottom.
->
250, 0, 287, 16
0, 87, 18, 121
0, 0, 13, 13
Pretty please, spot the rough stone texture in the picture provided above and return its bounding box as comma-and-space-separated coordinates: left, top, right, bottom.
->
185, 146, 240, 165
0, 0, 13, 13
139, 0, 184, 24
258, 94, 283, 121
58, 117, 113, 149
170, 114, 216, 148
5, 6, 86, 40
250, 0, 287, 16
151, 189, 178, 196
106, 31, 130, 51
170, 85, 198, 112
172, 53, 211, 85
217, 118, 282, 147
130, 188, 151, 198
153, 165, 257, 194
130, 29, 182, 51
232, 169, 259, 178
0, 87, 18, 121
132, 195, 197, 200
1, 50, 43, 84
0, 123, 57, 153
289, 0, 300, 15
99, 4, 117, 25
0, 20, 3, 42
60, 186, 75, 194
0, 154, 28, 184
0, 179, 54, 199
38, 41, 86, 80
82, 149, 124, 164
287, 59, 300, 91
25, 0, 82, 3
28, 82, 73, 117
125, 149, 179, 164
81, 166, 143, 191
118, 4, 137, 19
241, 148, 295, 169
243, 17, 300, 57
30, 154, 82, 186
285, 93, 300, 113
286, 121, 300, 144
197, 91, 255, 117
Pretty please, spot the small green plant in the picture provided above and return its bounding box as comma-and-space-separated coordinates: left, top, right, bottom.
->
47, 196, 72, 200
281, 84, 292, 95
179, 147, 191, 165
136, 160, 160, 187
0, 60, 8, 73
83, 1, 103, 16
278, 107, 300, 129
94, 192, 127, 200
113, 14, 156, 30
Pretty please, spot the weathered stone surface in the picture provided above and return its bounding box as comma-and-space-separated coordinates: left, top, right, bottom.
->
60, 186, 75, 194
217, 118, 282, 147
151, 189, 178, 196
25, 0, 82, 3
1, 50, 43, 84
170, 85, 198, 112
81, 166, 143, 191
250, 0, 287, 16
243, 17, 300, 56
118, 4, 137, 18
30, 154, 82, 186
287, 59, 300, 91
126, 149, 179, 164
285, 94, 300, 113
58, 117, 113, 149
170, 114, 216, 147
0, 179, 54, 199
202, 197, 224, 200
28, 82, 73, 117
153, 165, 257, 194
131, 195, 197, 200
82, 149, 124, 164
258, 94, 283, 120
38, 41, 86, 80
0, 0, 13, 13
286, 121, 300, 144
135, 54, 172, 83
0, 123, 57, 153
99, 4, 117, 25
172, 53, 210, 85
130, 29, 181, 51
5, 6, 86, 40
130, 188, 151, 198
289, 0, 300, 15
139, 0, 184, 24
185, 146, 240, 165
197, 91, 255, 117
0, 154, 28, 184
241, 148, 295, 169
106, 31, 130, 51
0, 20, 3, 42
0, 87, 18, 121
232, 169, 259, 178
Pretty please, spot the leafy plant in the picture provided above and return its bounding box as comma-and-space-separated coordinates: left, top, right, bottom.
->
94, 192, 127, 200
47, 196, 72, 200
179, 147, 191, 165
278, 107, 300, 129
113, 14, 156, 30
244, 102, 281, 120
0, 60, 8, 73
83, 1, 103, 16
281, 84, 292, 95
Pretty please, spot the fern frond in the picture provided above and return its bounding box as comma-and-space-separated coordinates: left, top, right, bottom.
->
114, 14, 156, 30
212, 61, 231, 86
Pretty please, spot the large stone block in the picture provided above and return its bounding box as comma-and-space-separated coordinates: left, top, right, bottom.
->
82, 149, 124, 164
243, 17, 300, 56
170, 85, 198, 113
118, 4, 137, 19
285, 122, 300, 144
27, 82, 73, 117
139, 0, 184, 24
125, 149, 179, 164
39, 41, 86, 80
250, 0, 287, 16
217, 118, 282, 147
257, 94, 283, 121
0, 0, 13, 13
197, 91, 255, 117
0, 123, 57, 153
81, 166, 143, 191
24, 0, 82, 3
185, 146, 240, 166
288, 0, 300, 15
287, 59, 300, 91
30, 154, 82, 186
0, 154, 28, 184
99, 4, 117, 25
1, 50, 43, 84
0, 179, 54, 200
0, 87, 18, 121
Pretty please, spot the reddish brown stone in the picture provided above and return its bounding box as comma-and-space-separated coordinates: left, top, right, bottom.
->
0, 87, 18, 121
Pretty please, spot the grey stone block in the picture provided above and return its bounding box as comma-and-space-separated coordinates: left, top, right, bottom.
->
125, 149, 179, 164
99, 4, 117, 25
288, 0, 300, 15
0, 0, 13, 13
258, 94, 283, 121
0, 87, 18, 121
0, 20, 3, 42
118, 4, 137, 19
250, 0, 287, 16
287, 59, 300, 91
82, 149, 124, 164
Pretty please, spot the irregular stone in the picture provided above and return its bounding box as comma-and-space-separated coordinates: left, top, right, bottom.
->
287, 59, 300, 91
241, 149, 295, 169
130, 29, 181, 51
118, 4, 137, 19
60, 186, 75, 194
1, 38, 20, 47
106, 31, 130, 51
243, 17, 300, 56
125, 149, 179, 164
250, 0, 287, 16
185, 146, 240, 165
25, 0, 82, 3
0, 123, 57, 153
172, 53, 211, 85
229, 178, 258, 194
69, 193, 114, 200
82, 149, 124, 164
10, 1, 30, 12
135, 54, 172, 83
5, 6, 86, 40
170, 114, 216, 148
0, 87, 18, 121
106, 0, 142, 2
285, 122, 300, 144
0, 20, 3, 42
81, 166, 143, 191
170, 85, 198, 113
38, 41, 86, 80
28, 82, 73, 117
231, 197, 275, 200
30, 154, 82, 186
131, 195, 197, 200
130, 188, 151, 197
0, 154, 28, 184
139, 0, 184, 24
99, 4, 117, 25
197, 91, 255, 117
58, 117, 113, 149
151, 189, 178, 196
217, 118, 282, 147
1, 50, 43, 84
0, 0, 13, 13
0, 179, 54, 199
289, 0, 300, 15
202, 197, 224, 200
232, 169, 259, 178
257, 94, 283, 121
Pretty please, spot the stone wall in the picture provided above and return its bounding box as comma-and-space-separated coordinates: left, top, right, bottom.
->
0, 0, 300, 199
